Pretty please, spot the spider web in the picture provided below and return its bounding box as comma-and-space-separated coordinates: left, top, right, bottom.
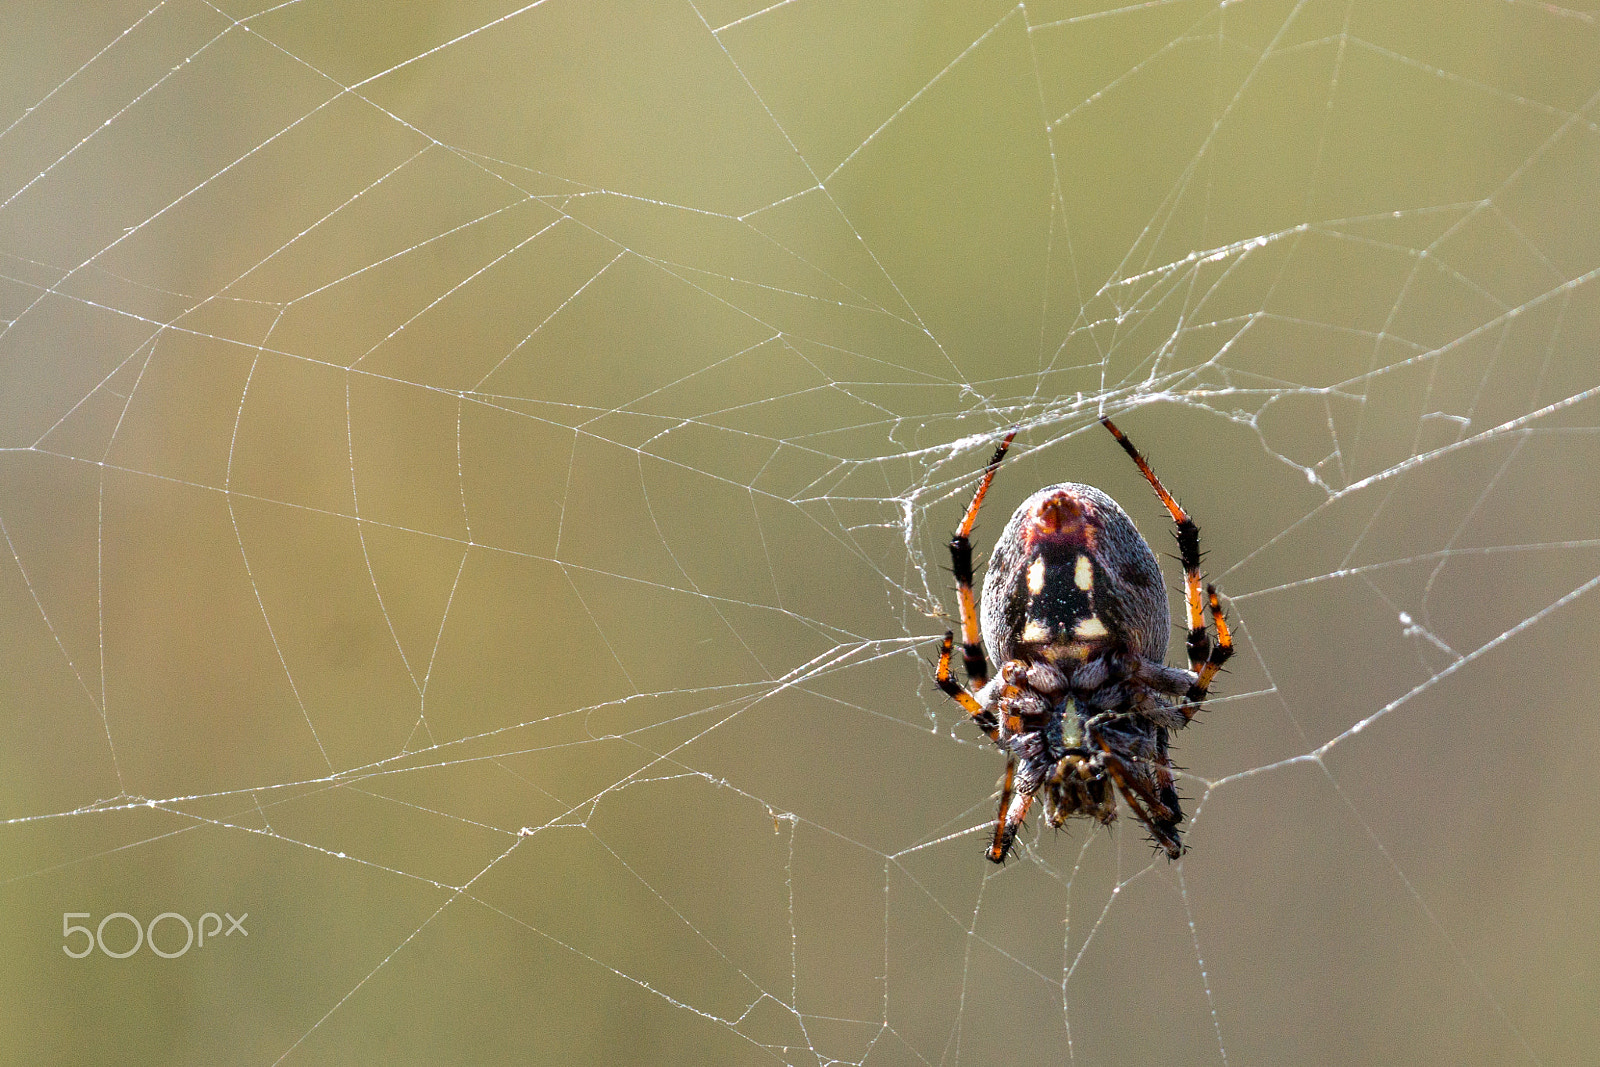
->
3, 1, 1598, 1063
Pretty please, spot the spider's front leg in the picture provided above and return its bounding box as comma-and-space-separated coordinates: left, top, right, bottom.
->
989, 758, 1020, 862
1085, 717, 1185, 858
936, 637, 1043, 864
989, 755, 1044, 863
1099, 751, 1184, 858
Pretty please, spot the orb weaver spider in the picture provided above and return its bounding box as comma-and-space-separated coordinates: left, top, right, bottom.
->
935, 419, 1233, 862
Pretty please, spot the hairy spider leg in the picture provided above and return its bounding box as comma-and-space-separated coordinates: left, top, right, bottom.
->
1152, 726, 1186, 835
989, 757, 1036, 863
936, 630, 1036, 863
935, 632, 996, 740
1186, 585, 1234, 707
1100, 418, 1207, 667
949, 430, 1018, 688
1101, 418, 1234, 719
1093, 740, 1184, 859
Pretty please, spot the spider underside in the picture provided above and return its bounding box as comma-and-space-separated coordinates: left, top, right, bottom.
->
936, 419, 1234, 863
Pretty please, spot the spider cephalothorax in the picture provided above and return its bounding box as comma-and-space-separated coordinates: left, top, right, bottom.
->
936, 419, 1233, 862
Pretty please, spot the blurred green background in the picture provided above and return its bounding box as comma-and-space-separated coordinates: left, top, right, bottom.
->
2, 1, 1598, 1063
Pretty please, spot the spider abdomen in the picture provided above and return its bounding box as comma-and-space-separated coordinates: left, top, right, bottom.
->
980, 483, 1168, 669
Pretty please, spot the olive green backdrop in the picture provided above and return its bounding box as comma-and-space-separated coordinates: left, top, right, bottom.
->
2, 2, 1597, 1064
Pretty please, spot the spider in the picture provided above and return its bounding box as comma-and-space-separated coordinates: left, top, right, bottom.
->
935, 418, 1233, 862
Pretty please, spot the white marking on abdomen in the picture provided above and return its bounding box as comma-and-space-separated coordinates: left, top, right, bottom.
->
1027, 556, 1046, 595
1073, 617, 1109, 639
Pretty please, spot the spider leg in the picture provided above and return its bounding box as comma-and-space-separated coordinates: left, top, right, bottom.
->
936, 632, 997, 739
949, 430, 1017, 688
1100, 755, 1183, 859
1088, 722, 1184, 858
1103, 418, 1236, 722
987, 756, 1036, 863
1183, 584, 1234, 711
1151, 725, 1186, 838
1101, 418, 1210, 672
937, 633, 1033, 862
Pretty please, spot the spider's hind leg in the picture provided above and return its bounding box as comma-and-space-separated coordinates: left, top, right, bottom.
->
936, 632, 998, 740
948, 430, 1017, 690
1182, 585, 1234, 712
1102, 419, 1236, 725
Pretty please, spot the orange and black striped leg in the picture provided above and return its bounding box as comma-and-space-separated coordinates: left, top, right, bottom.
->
1182, 584, 1234, 713
936, 632, 997, 739
949, 430, 1017, 688
1101, 418, 1209, 671
988, 757, 1035, 863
